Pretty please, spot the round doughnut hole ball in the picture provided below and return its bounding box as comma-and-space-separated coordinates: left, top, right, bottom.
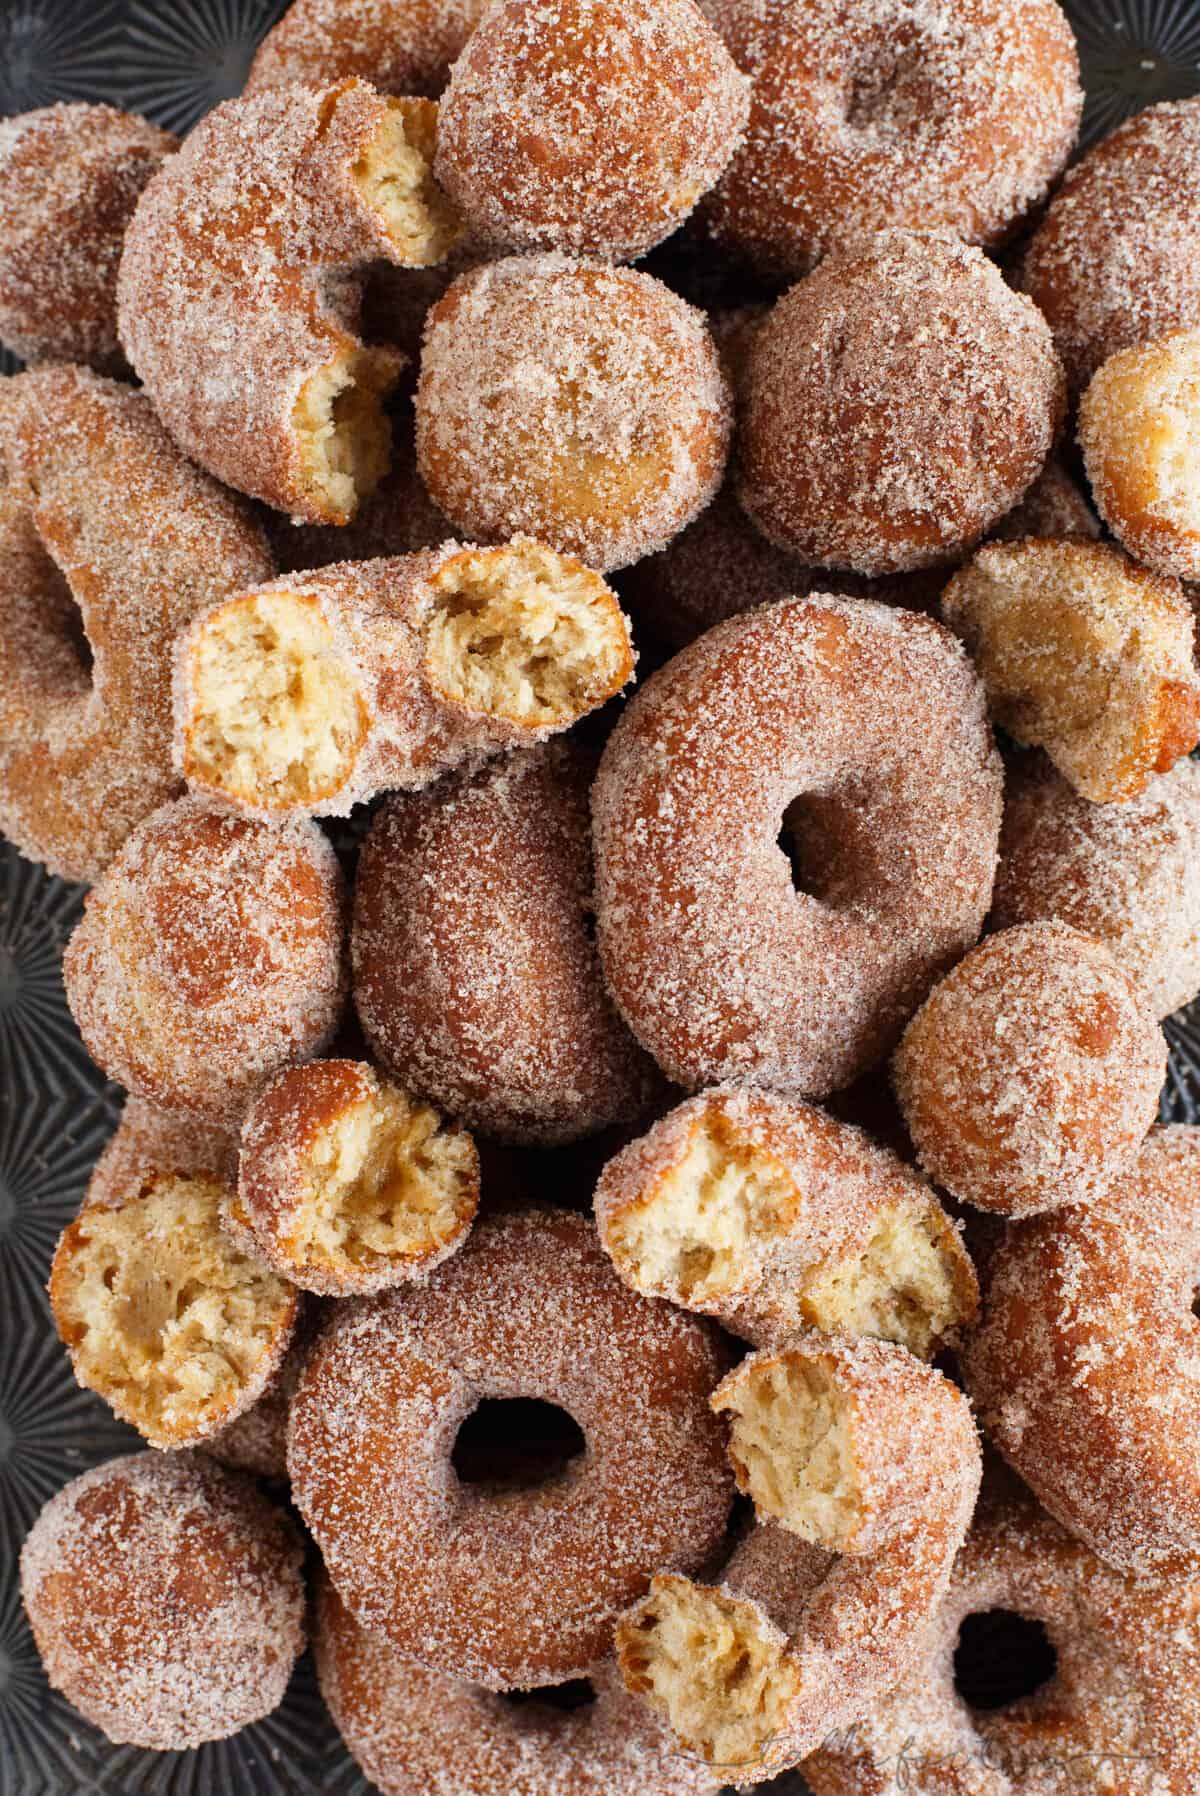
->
737, 231, 1066, 576
63, 799, 346, 1127
416, 254, 732, 571
20, 1453, 305, 1749
434, 0, 748, 261
892, 920, 1165, 1218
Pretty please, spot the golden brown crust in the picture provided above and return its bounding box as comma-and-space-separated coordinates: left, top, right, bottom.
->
288, 1206, 734, 1689
246, 0, 486, 99
0, 366, 273, 883
0, 103, 176, 370
352, 742, 664, 1145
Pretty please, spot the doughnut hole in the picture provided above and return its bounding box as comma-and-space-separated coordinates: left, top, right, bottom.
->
49, 1176, 296, 1449
293, 344, 400, 525
712, 1354, 860, 1548
617, 1576, 800, 1773
942, 538, 1200, 802
423, 541, 634, 726
1080, 330, 1200, 579
797, 1206, 971, 1360
354, 97, 464, 265
180, 591, 370, 810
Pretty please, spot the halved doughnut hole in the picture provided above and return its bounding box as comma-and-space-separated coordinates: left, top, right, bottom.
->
798, 1205, 972, 1359
953, 1611, 1058, 1712
713, 1354, 861, 1547
354, 96, 463, 267
281, 1084, 477, 1278
503, 1679, 597, 1715
425, 542, 632, 727
51, 1176, 293, 1446
606, 1112, 799, 1306
617, 1578, 801, 1771
452, 1397, 586, 1490
294, 347, 397, 523
183, 590, 369, 809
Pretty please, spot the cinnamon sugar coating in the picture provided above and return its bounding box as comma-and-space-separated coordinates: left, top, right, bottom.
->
435, 0, 748, 261
893, 921, 1165, 1219
0, 366, 273, 883
595, 1085, 978, 1356
942, 538, 1200, 803
738, 232, 1066, 577
0, 103, 175, 370
616, 1340, 980, 1784
173, 541, 633, 820
247, 0, 486, 100
63, 799, 347, 1127
994, 753, 1200, 1021
84, 1099, 237, 1213
416, 254, 731, 571
205, 1309, 321, 1481
353, 743, 662, 1145
316, 1578, 721, 1796
592, 593, 1002, 1100
963, 1127, 1200, 1577
229, 1058, 480, 1295
699, 0, 1080, 280
1021, 96, 1200, 392
288, 1206, 734, 1689
804, 1473, 1200, 1796
20, 1454, 305, 1750
118, 80, 464, 525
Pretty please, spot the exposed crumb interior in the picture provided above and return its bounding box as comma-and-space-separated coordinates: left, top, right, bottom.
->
354, 97, 463, 267
184, 590, 368, 807
618, 1578, 800, 1772
52, 1177, 292, 1446
425, 543, 630, 725
286, 1085, 477, 1276
607, 1114, 799, 1304
294, 347, 396, 523
798, 1205, 970, 1359
713, 1355, 860, 1547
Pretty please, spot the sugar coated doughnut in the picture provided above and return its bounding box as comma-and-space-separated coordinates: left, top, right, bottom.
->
173, 541, 633, 820
1021, 96, 1200, 392
247, 0, 486, 99
0, 103, 175, 370
118, 81, 463, 524
595, 1085, 978, 1356
21, 1453, 305, 1749
893, 921, 1164, 1219
804, 1472, 1200, 1796
416, 254, 731, 571
964, 1126, 1200, 1576
316, 1578, 721, 1796
84, 1097, 237, 1210
206, 1310, 320, 1481
616, 1337, 980, 1783
63, 799, 346, 1126
701, 0, 1081, 279
994, 753, 1200, 1021
229, 1058, 479, 1295
1079, 328, 1200, 579
942, 538, 1200, 803
0, 365, 272, 883
289, 1206, 733, 1688
435, 0, 748, 261
353, 742, 662, 1144
593, 593, 1002, 1099
738, 232, 1065, 576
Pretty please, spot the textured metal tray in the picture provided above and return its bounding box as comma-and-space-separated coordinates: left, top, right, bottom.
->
2, 1, 1200, 1789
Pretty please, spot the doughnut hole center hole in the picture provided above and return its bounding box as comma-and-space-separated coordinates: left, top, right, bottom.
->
844, 34, 926, 132
24, 533, 94, 691
777, 787, 884, 909
452, 1397, 585, 1491
953, 1610, 1057, 1712
502, 1678, 597, 1715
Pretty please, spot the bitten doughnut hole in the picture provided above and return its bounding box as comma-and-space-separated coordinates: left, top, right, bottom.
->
183, 592, 369, 809
619, 1578, 799, 1772
797, 1207, 968, 1360
294, 346, 398, 523
355, 97, 463, 264
1080, 330, 1200, 577
424, 543, 633, 724
50, 1176, 294, 1447
714, 1355, 859, 1546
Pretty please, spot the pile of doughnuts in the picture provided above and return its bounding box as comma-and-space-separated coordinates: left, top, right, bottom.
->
6, 0, 1200, 1790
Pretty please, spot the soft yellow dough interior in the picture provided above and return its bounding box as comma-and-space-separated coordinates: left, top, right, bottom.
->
293, 347, 396, 524
354, 97, 464, 268
798, 1204, 971, 1360
713, 1354, 862, 1547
